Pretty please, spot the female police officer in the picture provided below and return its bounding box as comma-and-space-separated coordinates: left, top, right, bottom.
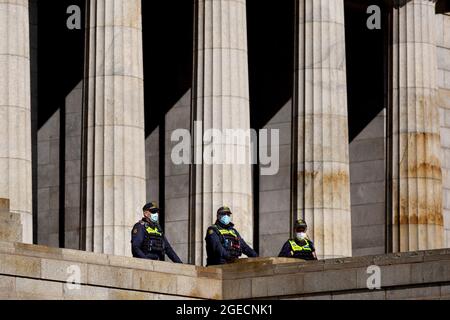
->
278, 219, 317, 260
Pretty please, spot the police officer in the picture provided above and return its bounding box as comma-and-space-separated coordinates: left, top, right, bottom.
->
131, 202, 182, 263
278, 219, 317, 260
205, 206, 258, 266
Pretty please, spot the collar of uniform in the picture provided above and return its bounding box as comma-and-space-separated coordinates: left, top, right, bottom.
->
142, 218, 160, 229
215, 220, 235, 230
293, 237, 308, 244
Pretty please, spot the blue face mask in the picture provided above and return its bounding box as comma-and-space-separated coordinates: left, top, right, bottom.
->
150, 213, 159, 223
219, 214, 231, 225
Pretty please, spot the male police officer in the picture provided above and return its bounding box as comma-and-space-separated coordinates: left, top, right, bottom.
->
131, 202, 182, 263
278, 219, 317, 260
205, 206, 258, 266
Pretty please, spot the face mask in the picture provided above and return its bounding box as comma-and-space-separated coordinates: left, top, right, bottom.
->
296, 232, 307, 240
219, 215, 231, 226
150, 213, 159, 223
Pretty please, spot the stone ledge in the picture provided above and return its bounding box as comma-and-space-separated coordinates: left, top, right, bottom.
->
1, 241, 450, 300
217, 252, 450, 299
0, 241, 222, 300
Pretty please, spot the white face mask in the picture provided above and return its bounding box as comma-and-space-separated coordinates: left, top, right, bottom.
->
296, 232, 307, 240
150, 213, 159, 223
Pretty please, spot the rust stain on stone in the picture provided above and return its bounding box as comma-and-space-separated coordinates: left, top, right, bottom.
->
395, 131, 444, 227
300, 171, 319, 179
298, 170, 349, 187
322, 171, 349, 188
397, 201, 443, 226
0, 198, 10, 210
408, 161, 442, 179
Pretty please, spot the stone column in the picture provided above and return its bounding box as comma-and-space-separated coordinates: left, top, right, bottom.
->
391, 0, 443, 251
293, 0, 352, 259
191, 0, 253, 265
0, 0, 33, 244
84, 0, 146, 256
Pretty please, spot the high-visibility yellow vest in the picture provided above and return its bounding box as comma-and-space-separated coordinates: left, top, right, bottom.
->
211, 225, 242, 258
289, 239, 312, 252
146, 226, 162, 237
217, 228, 238, 239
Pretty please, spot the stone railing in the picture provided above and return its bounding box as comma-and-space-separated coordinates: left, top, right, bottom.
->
1, 197, 450, 300
0, 240, 222, 299
1, 240, 450, 299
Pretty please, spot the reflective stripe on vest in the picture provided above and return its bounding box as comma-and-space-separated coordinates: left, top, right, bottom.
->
146, 226, 162, 236
217, 228, 238, 239
289, 239, 312, 252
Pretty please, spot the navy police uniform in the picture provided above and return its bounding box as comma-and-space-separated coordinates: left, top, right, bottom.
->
131, 218, 182, 263
278, 237, 317, 261
205, 220, 257, 266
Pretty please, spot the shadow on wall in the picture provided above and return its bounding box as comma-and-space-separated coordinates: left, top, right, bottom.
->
344, 0, 388, 142
436, 0, 450, 13
247, 0, 295, 131
36, 0, 85, 130
247, 0, 295, 252
142, 0, 194, 231
32, 0, 85, 248
142, 0, 193, 138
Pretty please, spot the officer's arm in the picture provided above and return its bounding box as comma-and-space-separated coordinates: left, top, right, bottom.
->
131, 225, 147, 259
163, 236, 183, 264
240, 237, 258, 258
309, 240, 316, 252
309, 240, 318, 260
278, 242, 292, 258
206, 230, 231, 260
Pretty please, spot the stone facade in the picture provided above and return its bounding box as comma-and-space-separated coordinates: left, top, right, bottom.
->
0, 0, 450, 268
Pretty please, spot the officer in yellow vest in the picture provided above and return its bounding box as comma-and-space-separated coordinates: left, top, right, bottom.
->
131, 202, 182, 263
205, 206, 258, 266
278, 219, 317, 260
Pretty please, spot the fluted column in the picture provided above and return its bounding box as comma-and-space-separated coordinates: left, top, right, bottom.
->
391, 0, 443, 251
84, 0, 146, 256
191, 0, 253, 265
293, 0, 352, 259
0, 0, 33, 243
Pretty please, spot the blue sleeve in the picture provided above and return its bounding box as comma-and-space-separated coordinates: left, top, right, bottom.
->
309, 239, 316, 252
240, 237, 258, 258
163, 236, 183, 263
205, 229, 231, 260
131, 224, 147, 258
278, 241, 292, 257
